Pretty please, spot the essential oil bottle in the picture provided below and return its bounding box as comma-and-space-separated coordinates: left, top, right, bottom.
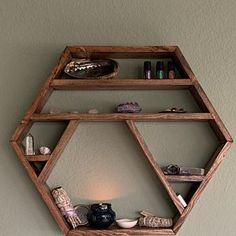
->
168, 61, 175, 79
143, 61, 151, 79
156, 61, 164, 79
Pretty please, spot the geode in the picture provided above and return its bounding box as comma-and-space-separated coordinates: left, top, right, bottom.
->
117, 102, 142, 113
162, 164, 180, 175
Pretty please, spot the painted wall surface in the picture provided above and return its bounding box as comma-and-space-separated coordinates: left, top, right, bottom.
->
0, 0, 235, 235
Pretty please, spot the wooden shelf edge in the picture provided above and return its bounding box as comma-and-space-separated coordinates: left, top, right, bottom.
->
67, 227, 175, 236
30, 113, 213, 122
26, 155, 50, 162
51, 79, 192, 90
165, 175, 204, 182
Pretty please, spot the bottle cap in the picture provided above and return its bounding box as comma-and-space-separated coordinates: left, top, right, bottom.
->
144, 61, 151, 70
156, 61, 164, 70
168, 61, 175, 70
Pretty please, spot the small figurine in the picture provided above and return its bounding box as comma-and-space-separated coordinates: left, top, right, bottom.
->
25, 133, 35, 155
117, 102, 142, 113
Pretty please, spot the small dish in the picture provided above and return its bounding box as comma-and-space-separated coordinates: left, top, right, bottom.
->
116, 218, 138, 229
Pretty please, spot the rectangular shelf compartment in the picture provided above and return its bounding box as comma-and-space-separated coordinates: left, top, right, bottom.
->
51, 79, 192, 90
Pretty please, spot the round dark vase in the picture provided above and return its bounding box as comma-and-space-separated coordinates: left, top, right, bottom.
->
87, 203, 116, 229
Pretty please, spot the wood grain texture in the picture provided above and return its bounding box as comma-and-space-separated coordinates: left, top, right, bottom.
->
51, 79, 192, 90
10, 121, 33, 142
173, 141, 232, 233
68, 45, 177, 59
26, 155, 50, 162
126, 120, 184, 214
67, 227, 175, 236
173, 47, 195, 80
38, 120, 79, 182
190, 80, 233, 142
10, 45, 233, 236
31, 113, 213, 122
9, 141, 70, 235
165, 175, 204, 182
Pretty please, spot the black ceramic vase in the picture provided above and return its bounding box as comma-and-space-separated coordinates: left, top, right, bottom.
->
87, 203, 116, 229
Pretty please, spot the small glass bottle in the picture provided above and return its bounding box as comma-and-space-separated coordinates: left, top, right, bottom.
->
168, 61, 175, 79
156, 61, 164, 79
25, 133, 35, 155
143, 61, 151, 79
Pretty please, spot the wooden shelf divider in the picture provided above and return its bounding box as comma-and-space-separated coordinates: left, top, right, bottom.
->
51, 79, 192, 90
26, 155, 51, 162
30, 112, 213, 122
165, 175, 204, 182
68, 227, 175, 236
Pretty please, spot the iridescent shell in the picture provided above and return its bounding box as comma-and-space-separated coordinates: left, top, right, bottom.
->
64, 59, 119, 79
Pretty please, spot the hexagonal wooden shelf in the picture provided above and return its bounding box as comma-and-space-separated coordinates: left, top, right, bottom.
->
10, 46, 233, 236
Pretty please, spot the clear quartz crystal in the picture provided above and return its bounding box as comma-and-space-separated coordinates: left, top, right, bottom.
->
25, 133, 35, 155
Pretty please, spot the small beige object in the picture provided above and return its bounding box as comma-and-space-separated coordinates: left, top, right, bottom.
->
51, 187, 82, 228
88, 109, 98, 114
70, 111, 79, 114
39, 146, 51, 155
140, 211, 155, 217
139, 216, 173, 228
49, 108, 61, 114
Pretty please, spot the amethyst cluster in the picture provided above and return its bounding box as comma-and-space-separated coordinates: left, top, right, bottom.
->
117, 102, 142, 113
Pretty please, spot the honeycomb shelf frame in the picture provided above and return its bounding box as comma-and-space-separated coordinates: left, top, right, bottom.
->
10, 46, 233, 236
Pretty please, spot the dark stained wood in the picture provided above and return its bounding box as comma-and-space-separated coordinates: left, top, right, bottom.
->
68, 226, 175, 236
9, 141, 70, 235
190, 80, 233, 142
38, 120, 79, 182
126, 120, 184, 214
10, 45, 233, 236
31, 113, 213, 122
10, 121, 33, 142
173, 47, 195, 80
26, 155, 50, 162
165, 175, 204, 183
173, 141, 232, 233
68, 45, 177, 59
51, 79, 192, 90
